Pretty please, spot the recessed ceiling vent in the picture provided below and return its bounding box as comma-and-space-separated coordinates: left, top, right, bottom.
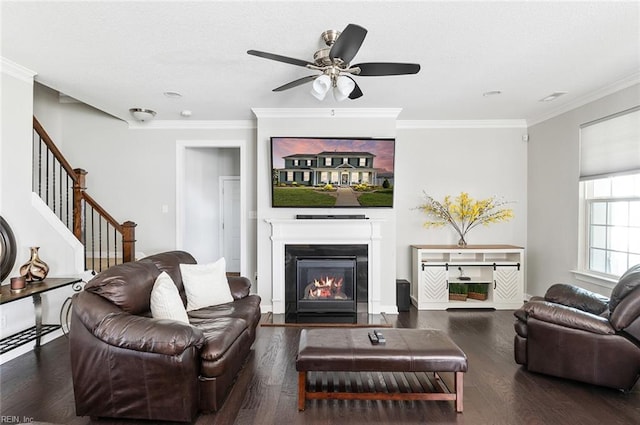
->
539, 92, 567, 102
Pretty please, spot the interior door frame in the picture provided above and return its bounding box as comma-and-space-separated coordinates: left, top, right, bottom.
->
176, 140, 247, 277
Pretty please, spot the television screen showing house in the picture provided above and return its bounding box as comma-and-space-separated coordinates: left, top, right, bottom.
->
271, 137, 395, 208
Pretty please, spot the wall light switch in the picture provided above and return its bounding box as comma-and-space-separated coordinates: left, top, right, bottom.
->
161, 205, 169, 213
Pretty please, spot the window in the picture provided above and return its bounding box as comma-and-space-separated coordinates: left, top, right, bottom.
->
359, 157, 366, 166
303, 171, 310, 182
325, 157, 332, 166
343, 157, 348, 164
286, 171, 293, 181
306, 159, 312, 166
583, 174, 640, 277
579, 107, 640, 280
293, 159, 299, 166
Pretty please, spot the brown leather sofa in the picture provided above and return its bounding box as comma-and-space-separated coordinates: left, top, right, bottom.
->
69, 251, 261, 422
514, 264, 640, 391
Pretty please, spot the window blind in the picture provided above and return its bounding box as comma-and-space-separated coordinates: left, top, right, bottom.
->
579, 106, 640, 180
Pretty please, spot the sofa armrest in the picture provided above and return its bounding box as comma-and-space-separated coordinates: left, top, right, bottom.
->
522, 300, 615, 335
94, 313, 205, 356
228, 276, 251, 299
73, 290, 205, 356
609, 286, 640, 334
544, 283, 609, 315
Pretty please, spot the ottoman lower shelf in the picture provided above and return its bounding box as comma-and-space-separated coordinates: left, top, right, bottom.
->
295, 328, 467, 413
297, 370, 463, 411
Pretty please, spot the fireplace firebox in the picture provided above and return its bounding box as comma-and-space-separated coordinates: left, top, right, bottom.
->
296, 257, 356, 314
284, 244, 368, 321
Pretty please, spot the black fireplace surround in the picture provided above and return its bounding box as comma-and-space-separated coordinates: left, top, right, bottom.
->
285, 244, 368, 320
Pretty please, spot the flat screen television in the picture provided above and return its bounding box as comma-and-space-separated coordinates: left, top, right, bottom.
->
270, 137, 395, 208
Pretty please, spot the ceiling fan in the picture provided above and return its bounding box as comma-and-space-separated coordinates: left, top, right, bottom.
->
247, 24, 421, 101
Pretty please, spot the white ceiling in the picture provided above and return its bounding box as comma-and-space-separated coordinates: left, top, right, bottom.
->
2, 1, 639, 124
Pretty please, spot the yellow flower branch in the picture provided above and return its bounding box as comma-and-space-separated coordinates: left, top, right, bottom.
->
417, 192, 514, 245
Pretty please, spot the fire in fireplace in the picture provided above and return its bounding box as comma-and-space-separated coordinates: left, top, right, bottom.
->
302, 275, 347, 300
296, 257, 356, 314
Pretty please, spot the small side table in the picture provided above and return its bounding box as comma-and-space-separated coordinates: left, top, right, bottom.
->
0, 277, 82, 354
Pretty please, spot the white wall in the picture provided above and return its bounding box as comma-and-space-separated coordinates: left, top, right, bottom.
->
30, 97, 529, 313
1, 61, 83, 364
527, 83, 640, 297
25, 76, 636, 313
254, 109, 399, 313
33, 83, 63, 144
253, 111, 528, 312
40, 101, 256, 261
394, 124, 529, 282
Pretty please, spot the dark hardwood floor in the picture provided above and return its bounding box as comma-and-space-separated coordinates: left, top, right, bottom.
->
1, 308, 638, 425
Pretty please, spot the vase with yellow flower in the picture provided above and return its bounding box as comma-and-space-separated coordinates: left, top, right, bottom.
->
417, 191, 514, 246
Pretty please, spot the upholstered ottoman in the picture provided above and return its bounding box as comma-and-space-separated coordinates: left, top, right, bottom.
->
295, 328, 468, 412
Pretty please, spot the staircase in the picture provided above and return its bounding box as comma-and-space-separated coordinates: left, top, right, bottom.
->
32, 117, 136, 272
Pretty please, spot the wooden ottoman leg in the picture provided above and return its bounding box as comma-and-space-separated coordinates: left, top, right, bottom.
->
455, 371, 464, 413
298, 371, 307, 411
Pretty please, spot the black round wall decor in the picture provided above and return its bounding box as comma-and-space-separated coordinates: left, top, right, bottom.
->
0, 215, 17, 282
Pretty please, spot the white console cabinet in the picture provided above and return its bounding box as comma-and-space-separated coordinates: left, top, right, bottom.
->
411, 245, 524, 310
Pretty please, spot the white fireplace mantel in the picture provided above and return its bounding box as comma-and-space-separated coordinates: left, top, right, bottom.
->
266, 218, 384, 314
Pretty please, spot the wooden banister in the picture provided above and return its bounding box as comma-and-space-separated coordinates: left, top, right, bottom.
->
121, 221, 137, 263
32, 116, 136, 271
33, 117, 78, 182
82, 192, 124, 233
72, 168, 87, 241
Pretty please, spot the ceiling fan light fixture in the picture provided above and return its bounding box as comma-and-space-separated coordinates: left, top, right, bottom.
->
129, 108, 156, 122
311, 75, 331, 100
334, 75, 356, 101
249, 24, 420, 101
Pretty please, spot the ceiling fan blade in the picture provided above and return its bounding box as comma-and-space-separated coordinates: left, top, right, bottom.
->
329, 24, 367, 63
353, 62, 421, 76
247, 50, 313, 68
345, 76, 363, 99
273, 75, 319, 92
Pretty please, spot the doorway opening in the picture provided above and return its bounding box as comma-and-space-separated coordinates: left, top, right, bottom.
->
176, 141, 246, 276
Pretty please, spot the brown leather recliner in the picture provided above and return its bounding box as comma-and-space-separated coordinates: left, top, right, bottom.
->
514, 264, 640, 391
69, 251, 261, 422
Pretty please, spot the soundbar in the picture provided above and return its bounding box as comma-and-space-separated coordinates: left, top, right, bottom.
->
296, 214, 367, 220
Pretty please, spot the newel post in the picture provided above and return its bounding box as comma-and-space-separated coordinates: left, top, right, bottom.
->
121, 221, 137, 263
72, 168, 87, 242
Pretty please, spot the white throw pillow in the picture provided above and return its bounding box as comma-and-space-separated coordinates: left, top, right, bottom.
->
150, 271, 190, 324
180, 257, 234, 311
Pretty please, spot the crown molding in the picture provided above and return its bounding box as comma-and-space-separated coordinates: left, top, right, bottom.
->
127, 120, 256, 130
1, 57, 36, 83
527, 72, 640, 127
397, 119, 527, 129
251, 108, 402, 119
129, 116, 526, 129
